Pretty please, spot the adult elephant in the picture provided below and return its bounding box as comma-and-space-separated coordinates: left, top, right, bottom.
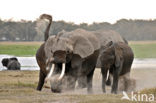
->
100, 41, 134, 94
36, 14, 53, 91
76, 30, 128, 89
36, 14, 100, 93
1, 57, 21, 70
44, 29, 100, 93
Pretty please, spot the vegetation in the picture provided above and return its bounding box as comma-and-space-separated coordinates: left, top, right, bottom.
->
1, 19, 156, 41
0, 42, 41, 56
129, 41, 156, 58
0, 41, 156, 58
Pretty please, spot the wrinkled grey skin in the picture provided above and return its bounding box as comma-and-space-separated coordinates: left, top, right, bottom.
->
1, 57, 21, 70
44, 29, 100, 93
100, 41, 134, 94
47, 29, 128, 92
93, 30, 126, 67
77, 30, 128, 89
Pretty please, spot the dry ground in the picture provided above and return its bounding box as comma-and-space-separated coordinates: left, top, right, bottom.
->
0, 68, 156, 103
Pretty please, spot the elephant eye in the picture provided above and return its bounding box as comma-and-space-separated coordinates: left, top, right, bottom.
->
67, 50, 70, 54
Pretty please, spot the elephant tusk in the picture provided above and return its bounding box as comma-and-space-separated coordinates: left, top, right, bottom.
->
106, 70, 109, 81
58, 63, 65, 80
45, 64, 55, 83
47, 63, 55, 78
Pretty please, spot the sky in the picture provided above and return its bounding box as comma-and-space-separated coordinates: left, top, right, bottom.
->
0, 0, 156, 24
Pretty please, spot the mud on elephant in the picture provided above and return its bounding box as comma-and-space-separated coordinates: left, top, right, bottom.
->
100, 41, 134, 94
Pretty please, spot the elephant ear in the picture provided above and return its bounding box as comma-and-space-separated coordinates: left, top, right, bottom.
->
73, 35, 94, 58
44, 35, 57, 58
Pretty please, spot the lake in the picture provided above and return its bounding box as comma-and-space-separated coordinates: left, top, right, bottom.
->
0, 55, 156, 71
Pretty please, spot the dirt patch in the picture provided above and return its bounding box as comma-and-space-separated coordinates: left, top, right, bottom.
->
0, 69, 156, 103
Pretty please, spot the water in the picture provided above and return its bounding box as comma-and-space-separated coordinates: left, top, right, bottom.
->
0, 55, 156, 71
0, 55, 38, 71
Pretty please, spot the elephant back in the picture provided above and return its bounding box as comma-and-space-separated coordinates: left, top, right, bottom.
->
7, 60, 21, 70
93, 30, 125, 46
93, 30, 125, 68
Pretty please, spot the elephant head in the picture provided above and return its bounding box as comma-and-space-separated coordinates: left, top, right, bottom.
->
1, 58, 9, 67
100, 41, 122, 69
44, 29, 100, 92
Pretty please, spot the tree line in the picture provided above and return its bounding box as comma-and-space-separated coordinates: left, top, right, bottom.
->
0, 18, 156, 41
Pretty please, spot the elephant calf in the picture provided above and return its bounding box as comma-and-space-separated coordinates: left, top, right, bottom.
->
100, 41, 134, 94
1, 57, 21, 70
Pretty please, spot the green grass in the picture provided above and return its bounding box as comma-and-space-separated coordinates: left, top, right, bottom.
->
129, 43, 156, 58
0, 43, 40, 56
0, 41, 156, 58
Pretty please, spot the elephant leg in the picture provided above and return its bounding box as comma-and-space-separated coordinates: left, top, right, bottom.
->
101, 67, 108, 93
77, 76, 87, 88
87, 68, 95, 93
111, 65, 123, 94
37, 70, 46, 91
111, 69, 119, 94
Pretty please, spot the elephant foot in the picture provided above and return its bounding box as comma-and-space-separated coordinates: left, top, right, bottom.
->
36, 88, 42, 91
102, 89, 106, 93
106, 79, 111, 86
111, 90, 117, 94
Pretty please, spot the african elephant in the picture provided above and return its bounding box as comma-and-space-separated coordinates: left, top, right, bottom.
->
44, 29, 100, 93
100, 41, 134, 94
36, 14, 100, 93
35, 14, 53, 91
35, 14, 128, 92
1, 57, 21, 70
75, 30, 128, 89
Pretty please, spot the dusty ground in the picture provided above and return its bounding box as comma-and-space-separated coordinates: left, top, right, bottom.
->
0, 69, 156, 103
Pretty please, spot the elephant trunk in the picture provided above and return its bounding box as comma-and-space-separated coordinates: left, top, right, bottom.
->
50, 63, 66, 93
47, 64, 55, 78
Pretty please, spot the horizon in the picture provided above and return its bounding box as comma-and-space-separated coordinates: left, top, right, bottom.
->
1, 18, 156, 25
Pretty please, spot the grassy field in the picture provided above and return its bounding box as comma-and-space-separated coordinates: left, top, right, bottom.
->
129, 41, 156, 58
0, 42, 42, 56
0, 41, 156, 58
0, 69, 156, 103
